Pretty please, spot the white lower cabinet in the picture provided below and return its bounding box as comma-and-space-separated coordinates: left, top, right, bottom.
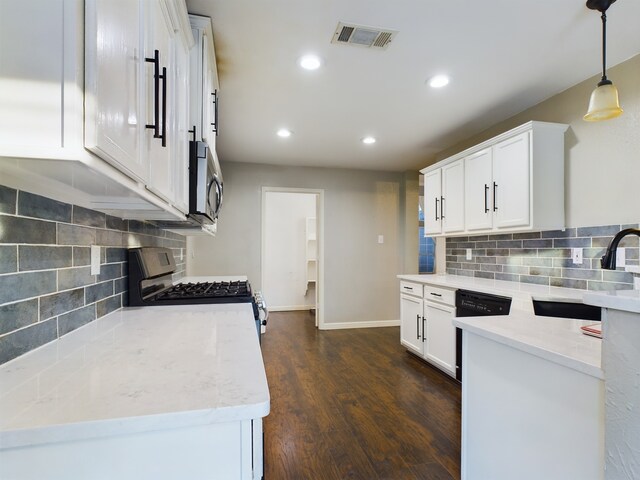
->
400, 282, 457, 379
0, 418, 263, 480
424, 300, 456, 376
401, 292, 424, 356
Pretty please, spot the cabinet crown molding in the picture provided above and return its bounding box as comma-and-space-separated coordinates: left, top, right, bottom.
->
420, 121, 569, 174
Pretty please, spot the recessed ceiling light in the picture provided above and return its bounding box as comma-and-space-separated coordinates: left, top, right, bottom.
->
299, 54, 322, 71
277, 128, 292, 138
362, 136, 376, 145
428, 74, 450, 88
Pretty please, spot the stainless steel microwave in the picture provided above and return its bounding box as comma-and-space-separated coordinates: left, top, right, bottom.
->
189, 140, 223, 226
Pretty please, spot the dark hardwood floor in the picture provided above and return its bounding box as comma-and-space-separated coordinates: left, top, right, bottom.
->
261, 311, 461, 480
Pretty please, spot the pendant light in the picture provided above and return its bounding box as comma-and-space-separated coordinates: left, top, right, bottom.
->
584, 0, 623, 121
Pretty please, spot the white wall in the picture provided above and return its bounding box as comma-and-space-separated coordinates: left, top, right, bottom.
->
263, 191, 316, 310
187, 163, 418, 327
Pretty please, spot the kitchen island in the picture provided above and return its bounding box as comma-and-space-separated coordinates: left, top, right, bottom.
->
0, 304, 269, 480
398, 273, 604, 480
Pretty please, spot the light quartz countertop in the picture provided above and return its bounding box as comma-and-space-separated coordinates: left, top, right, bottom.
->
0, 304, 269, 450
584, 289, 640, 314
398, 274, 604, 379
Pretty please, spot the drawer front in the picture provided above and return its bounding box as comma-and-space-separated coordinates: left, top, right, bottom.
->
400, 281, 423, 297
423, 284, 455, 306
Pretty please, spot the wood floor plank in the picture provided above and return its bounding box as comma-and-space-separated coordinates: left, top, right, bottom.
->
262, 311, 461, 479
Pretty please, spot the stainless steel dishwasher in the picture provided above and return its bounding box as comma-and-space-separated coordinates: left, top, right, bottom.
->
455, 289, 512, 381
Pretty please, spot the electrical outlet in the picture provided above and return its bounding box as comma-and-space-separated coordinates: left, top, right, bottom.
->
571, 248, 583, 265
90, 245, 101, 275
466, 248, 472, 261
616, 247, 626, 268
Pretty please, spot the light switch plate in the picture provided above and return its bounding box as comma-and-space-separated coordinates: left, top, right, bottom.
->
378, 235, 384, 244
90, 245, 101, 275
466, 248, 472, 260
571, 248, 583, 265
616, 247, 626, 268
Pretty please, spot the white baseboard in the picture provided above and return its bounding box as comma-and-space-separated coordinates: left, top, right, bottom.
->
269, 305, 316, 312
320, 319, 400, 330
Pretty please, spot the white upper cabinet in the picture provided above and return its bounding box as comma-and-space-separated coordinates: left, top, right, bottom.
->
85, 0, 146, 181
422, 121, 568, 237
464, 148, 493, 231
172, 26, 191, 214
144, 0, 175, 203
189, 15, 219, 147
0, 0, 84, 160
423, 169, 442, 235
492, 131, 530, 229
423, 159, 464, 236
441, 160, 465, 233
0, 0, 196, 223
85, 0, 194, 210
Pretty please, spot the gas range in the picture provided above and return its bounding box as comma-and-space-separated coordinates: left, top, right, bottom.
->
127, 247, 267, 339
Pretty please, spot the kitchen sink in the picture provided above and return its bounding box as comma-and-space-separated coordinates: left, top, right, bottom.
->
532, 298, 601, 321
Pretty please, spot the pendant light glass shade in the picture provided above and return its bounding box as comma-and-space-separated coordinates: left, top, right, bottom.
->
584, 82, 623, 121
584, 0, 622, 122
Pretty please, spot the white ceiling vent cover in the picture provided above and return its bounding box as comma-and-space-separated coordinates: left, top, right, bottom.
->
331, 22, 397, 49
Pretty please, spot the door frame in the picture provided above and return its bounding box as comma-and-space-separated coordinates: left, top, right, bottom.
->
261, 187, 325, 329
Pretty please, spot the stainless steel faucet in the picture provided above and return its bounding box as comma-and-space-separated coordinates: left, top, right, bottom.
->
600, 228, 640, 270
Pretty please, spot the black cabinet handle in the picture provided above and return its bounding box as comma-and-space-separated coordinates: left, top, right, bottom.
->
188, 125, 197, 143
435, 198, 439, 221
211, 90, 218, 135
416, 314, 420, 339
430, 292, 442, 297
145, 50, 160, 139
484, 184, 489, 213
403, 286, 412, 290
493, 182, 498, 211
160, 66, 167, 147
440, 196, 445, 220
422, 316, 426, 342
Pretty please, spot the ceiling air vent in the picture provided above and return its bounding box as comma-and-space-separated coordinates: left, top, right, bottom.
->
331, 22, 397, 50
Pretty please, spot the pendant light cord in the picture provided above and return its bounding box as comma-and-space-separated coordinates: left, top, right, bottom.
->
601, 11, 607, 82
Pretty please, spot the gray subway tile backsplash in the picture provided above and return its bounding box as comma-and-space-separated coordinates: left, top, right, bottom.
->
0, 185, 16, 214
0, 271, 57, 305
0, 185, 186, 365
18, 246, 73, 271
0, 216, 57, 244
0, 299, 38, 336
18, 191, 72, 223
0, 245, 17, 274
446, 223, 639, 291
72, 205, 106, 228
58, 305, 96, 337
0, 318, 58, 365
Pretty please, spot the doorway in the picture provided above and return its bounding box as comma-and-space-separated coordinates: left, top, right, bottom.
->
261, 187, 324, 328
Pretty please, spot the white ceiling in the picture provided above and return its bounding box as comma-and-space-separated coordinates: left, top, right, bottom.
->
185, 0, 640, 172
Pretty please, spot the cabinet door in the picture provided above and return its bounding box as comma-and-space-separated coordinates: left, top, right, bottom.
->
1, 0, 89, 160
492, 132, 531, 229
172, 36, 190, 213
202, 39, 218, 149
464, 148, 493, 231
442, 160, 464, 233
189, 25, 205, 140
144, 0, 175, 203
424, 301, 456, 376
423, 169, 442, 235
84, 0, 146, 182
400, 295, 424, 356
